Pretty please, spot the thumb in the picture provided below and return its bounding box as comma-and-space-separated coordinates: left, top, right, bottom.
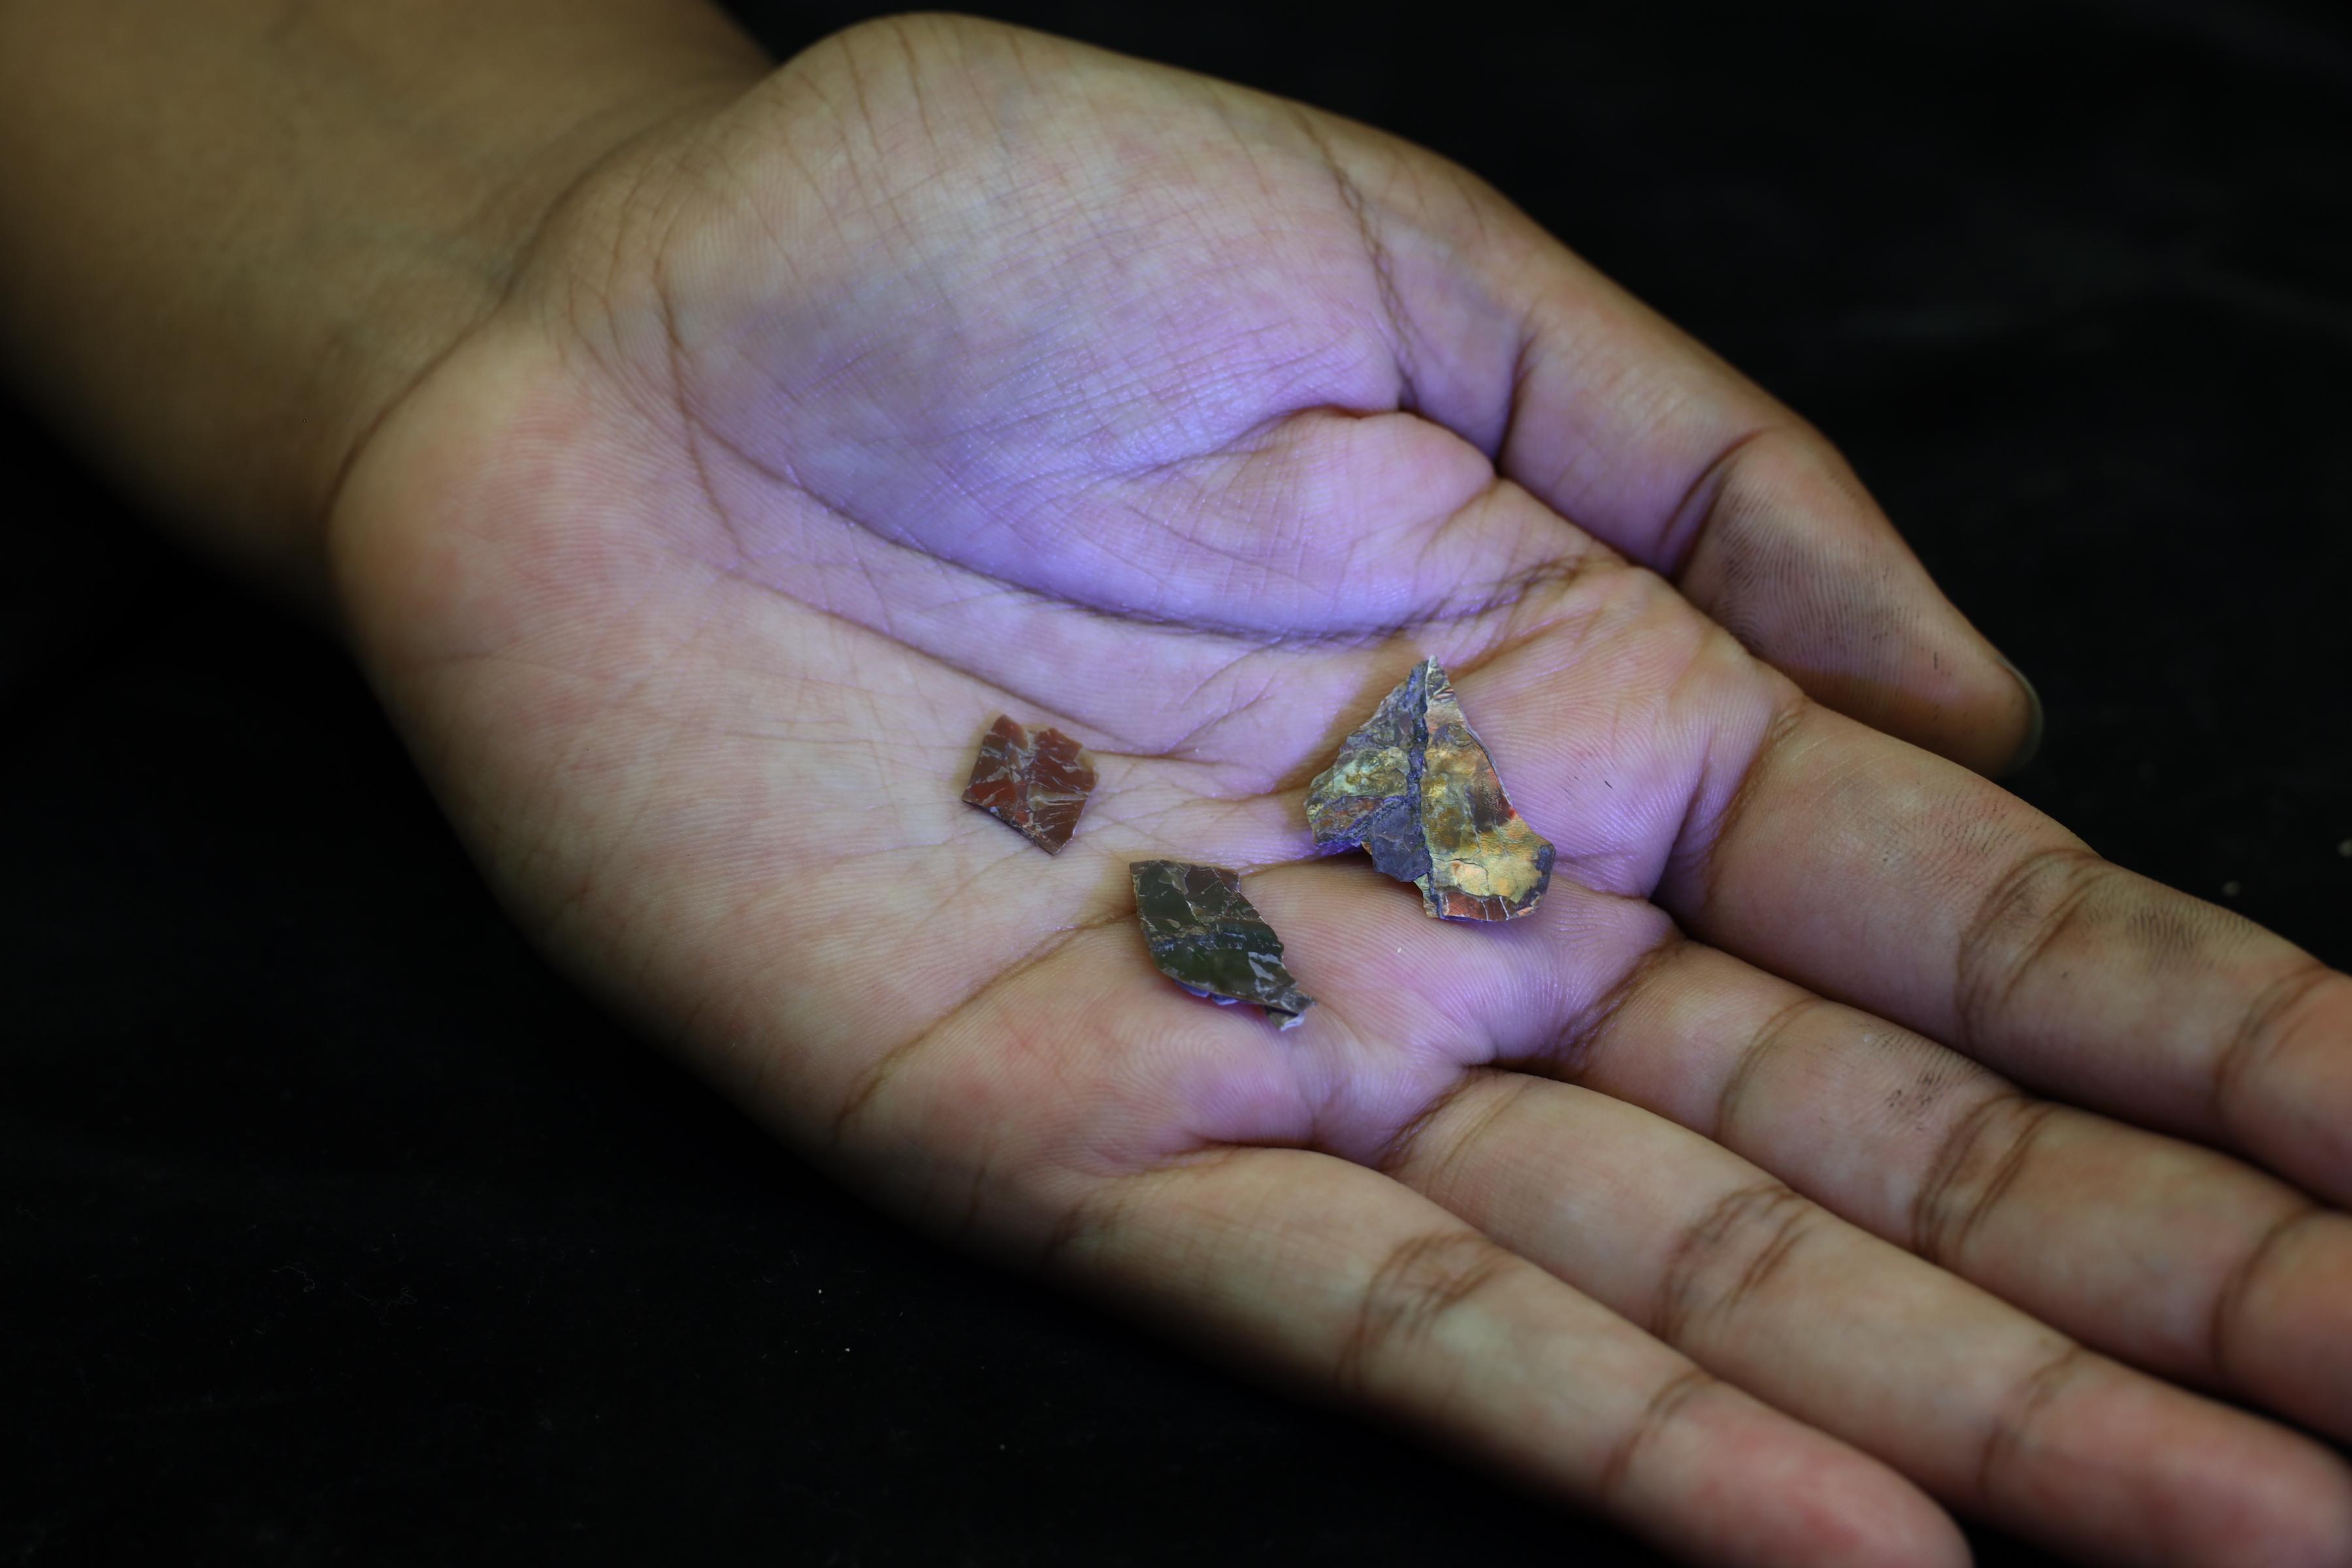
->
1322, 126, 2040, 774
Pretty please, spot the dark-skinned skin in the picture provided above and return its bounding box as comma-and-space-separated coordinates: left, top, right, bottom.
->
2, 7, 2347, 1565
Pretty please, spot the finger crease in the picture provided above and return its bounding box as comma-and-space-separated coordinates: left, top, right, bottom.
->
1653, 1181, 1813, 1345
1712, 993, 1833, 1141
2208, 1203, 2319, 1392
1545, 931, 1688, 1079
1686, 699, 1810, 917
1334, 1232, 1516, 1397
1374, 1069, 1527, 1190
1952, 845, 2107, 1056
2209, 958, 2338, 1138
1977, 1343, 2095, 1509
1910, 1091, 2057, 1267
1597, 1367, 1717, 1507
1031, 1145, 1258, 1273
1658, 424, 1780, 579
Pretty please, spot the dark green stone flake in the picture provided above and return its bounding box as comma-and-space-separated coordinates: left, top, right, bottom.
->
1130, 860, 1313, 1030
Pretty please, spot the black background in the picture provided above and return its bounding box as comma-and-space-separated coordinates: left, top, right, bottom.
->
5, 2, 2349, 1563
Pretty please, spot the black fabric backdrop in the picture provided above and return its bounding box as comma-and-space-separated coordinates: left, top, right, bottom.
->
5, 3, 2347, 1563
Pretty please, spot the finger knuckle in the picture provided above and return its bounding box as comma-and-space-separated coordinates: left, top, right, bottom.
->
1333, 1231, 1517, 1397
1650, 1179, 1820, 1347
1952, 843, 2112, 1052
1908, 1090, 2057, 1268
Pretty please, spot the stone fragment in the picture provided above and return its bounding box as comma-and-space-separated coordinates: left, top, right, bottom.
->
1305, 658, 1554, 921
962, 714, 1097, 854
1130, 860, 1314, 1029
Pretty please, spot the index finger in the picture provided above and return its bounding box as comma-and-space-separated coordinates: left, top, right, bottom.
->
1665, 696, 2352, 1203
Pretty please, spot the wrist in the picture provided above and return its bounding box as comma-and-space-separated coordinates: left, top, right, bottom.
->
0, 1, 768, 606
303, 69, 761, 598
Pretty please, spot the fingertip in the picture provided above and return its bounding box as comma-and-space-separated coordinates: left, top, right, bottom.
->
1795, 1465, 1974, 1568
1991, 653, 2045, 777
1653, 1392, 1969, 1568
2202, 1437, 2352, 1568
1995, 1357, 2352, 1568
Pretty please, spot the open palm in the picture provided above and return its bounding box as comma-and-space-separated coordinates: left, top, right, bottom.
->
330, 18, 2352, 1565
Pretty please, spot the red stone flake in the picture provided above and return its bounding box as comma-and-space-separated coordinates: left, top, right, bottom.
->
960, 714, 1098, 855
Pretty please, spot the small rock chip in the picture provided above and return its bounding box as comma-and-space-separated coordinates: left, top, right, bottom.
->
1130, 860, 1313, 1029
1307, 657, 1554, 921
962, 714, 1097, 854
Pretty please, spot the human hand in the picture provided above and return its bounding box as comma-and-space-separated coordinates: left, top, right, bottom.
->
321, 17, 2350, 1566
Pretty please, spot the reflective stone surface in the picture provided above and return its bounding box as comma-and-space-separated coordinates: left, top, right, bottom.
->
962, 714, 1097, 854
1130, 860, 1313, 1029
1306, 659, 1553, 921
